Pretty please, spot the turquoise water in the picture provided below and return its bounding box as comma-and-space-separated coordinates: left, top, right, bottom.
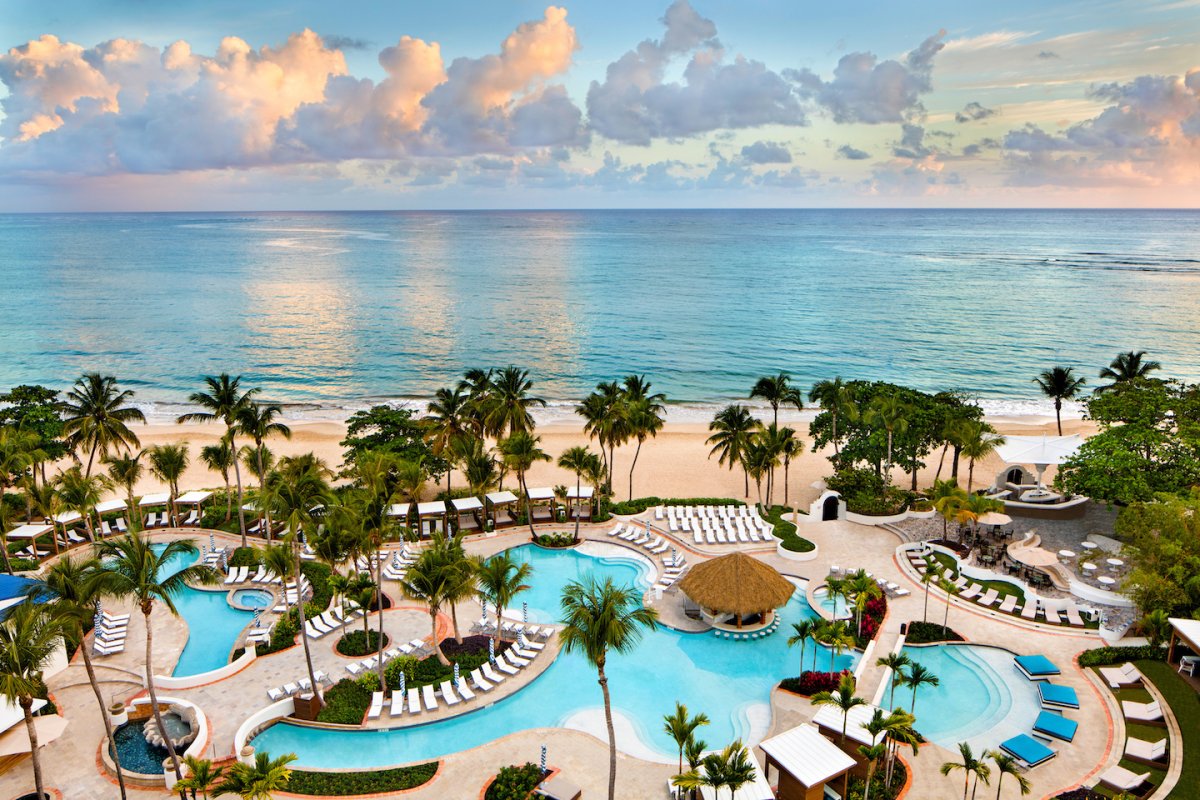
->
251, 546, 855, 768
500, 544, 653, 623
814, 587, 851, 619
233, 589, 274, 609
882, 644, 1042, 750
4, 210, 1200, 415
155, 545, 255, 676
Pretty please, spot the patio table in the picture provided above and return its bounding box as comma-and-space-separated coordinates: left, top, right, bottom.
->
1106, 558, 1124, 568
1097, 576, 1116, 587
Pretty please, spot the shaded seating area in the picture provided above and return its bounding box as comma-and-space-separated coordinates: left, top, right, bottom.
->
525, 486, 557, 523
485, 491, 519, 528
759, 722, 855, 800
678, 552, 795, 631
5, 523, 58, 559
450, 496, 484, 533
416, 501, 448, 537
174, 490, 212, 526
140, 491, 172, 527
386, 502, 412, 533
564, 485, 594, 523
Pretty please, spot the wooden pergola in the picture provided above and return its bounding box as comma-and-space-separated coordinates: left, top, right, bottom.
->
525, 486, 557, 524
5, 523, 58, 558
451, 497, 484, 532
565, 485, 595, 522
416, 501, 448, 537
485, 491, 519, 528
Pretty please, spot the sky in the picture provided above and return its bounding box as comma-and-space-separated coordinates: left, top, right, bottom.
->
1, 0, 1199, 210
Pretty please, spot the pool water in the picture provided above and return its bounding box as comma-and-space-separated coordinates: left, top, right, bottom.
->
233, 589, 274, 609
153, 545, 255, 677
252, 544, 857, 769
882, 644, 1043, 751
111, 719, 168, 775
501, 543, 654, 623
814, 587, 851, 619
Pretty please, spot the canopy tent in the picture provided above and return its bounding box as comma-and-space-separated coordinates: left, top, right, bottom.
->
995, 435, 1084, 490
94, 499, 127, 514
812, 702, 886, 747
176, 490, 213, 506
416, 501, 447, 536
677, 553, 794, 626
4, 523, 58, 556
0, 713, 66, 756
1168, 617, 1200, 666
485, 491, 519, 528
451, 497, 484, 531
138, 492, 171, 507
525, 487, 557, 524
564, 485, 595, 522
760, 723, 855, 797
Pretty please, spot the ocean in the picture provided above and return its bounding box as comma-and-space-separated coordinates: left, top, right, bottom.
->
2, 209, 1198, 422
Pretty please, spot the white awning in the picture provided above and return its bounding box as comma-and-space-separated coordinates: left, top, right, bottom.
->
138, 492, 171, 507
176, 490, 213, 505
1171, 617, 1200, 652
485, 491, 519, 505
526, 486, 556, 501
5, 524, 52, 540
94, 499, 127, 514
995, 435, 1083, 467
417, 501, 447, 517
53, 511, 82, 524
811, 702, 886, 746
451, 497, 483, 512
386, 503, 411, 518
759, 723, 856, 788
0, 699, 46, 738
566, 486, 594, 499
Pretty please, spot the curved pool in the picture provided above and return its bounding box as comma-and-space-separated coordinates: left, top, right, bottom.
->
883, 644, 1043, 751
251, 544, 857, 769
233, 589, 274, 609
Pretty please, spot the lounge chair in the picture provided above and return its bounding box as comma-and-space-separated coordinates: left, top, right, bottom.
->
1043, 605, 1063, 625
100, 520, 113, 537
1122, 700, 1163, 723
978, 588, 999, 606
249, 567, 266, 583
439, 680, 461, 705
504, 649, 530, 668
346, 662, 363, 675
959, 583, 982, 600
184, 510, 199, 526
367, 691, 385, 719
1124, 736, 1166, 764
1033, 711, 1078, 742
1097, 765, 1150, 793
1099, 662, 1142, 689
115, 517, 128, 533
1020, 599, 1039, 620
422, 684, 439, 710
67, 529, 86, 544
390, 692, 404, 716
224, 568, 241, 585
267, 686, 286, 701
1064, 601, 1086, 627
407, 688, 421, 714
1014, 654, 1060, 681
998, 595, 1018, 614
1039, 683, 1080, 710
281, 682, 299, 696
470, 668, 494, 692
494, 657, 519, 676
482, 663, 507, 683
999, 733, 1056, 767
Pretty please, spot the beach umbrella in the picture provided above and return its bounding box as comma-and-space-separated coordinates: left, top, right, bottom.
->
481, 599, 488, 622
399, 671, 406, 697
488, 636, 496, 665
453, 662, 460, 688
540, 745, 547, 775
522, 602, 528, 624
209, 532, 216, 552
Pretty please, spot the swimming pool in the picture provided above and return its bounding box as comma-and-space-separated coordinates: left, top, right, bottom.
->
251, 544, 857, 769
501, 542, 654, 623
154, 545, 256, 677
813, 587, 851, 620
233, 589, 274, 609
883, 644, 1043, 751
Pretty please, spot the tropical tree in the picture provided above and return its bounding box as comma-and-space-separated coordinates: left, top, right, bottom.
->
940, 742, 990, 800
56, 465, 108, 541
576, 382, 626, 492
1034, 366, 1087, 435
0, 602, 65, 800
484, 366, 546, 438
958, 421, 1005, 492
1141, 608, 1171, 648
399, 548, 456, 665
920, 558, 938, 623
176, 755, 224, 799
706, 404, 760, 497
750, 372, 800, 427
663, 702, 710, 795
812, 672, 866, 744
623, 396, 665, 500
787, 618, 816, 674
462, 440, 500, 500
33, 556, 130, 798
846, 569, 882, 637
875, 706, 920, 787
875, 651, 912, 709
0, 426, 37, 499
904, 662, 940, 714
931, 479, 968, 539
105, 450, 145, 530
476, 551, 532, 646
701, 740, 756, 800
1097, 350, 1162, 393
457, 368, 495, 435
237, 402, 292, 505
810, 377, 854, 456
866, 394, 910, 482
96, 534, 219, 779
779, 428, 803, 506
200, 440, 236, 522
59, 373, 146, 477
214, 751, 296, 799
558, 446, 601, 539
741, 438, 774, 506
498, 431, 551, 533
559, 576, 659, 800
819, 619, 855, 673
148, 442, 189, 527
939, 576, 960, 635
986, 750, 1031, 799
426, 386, 471, 492
177, 374, 258, 545
858, 742, 888, 800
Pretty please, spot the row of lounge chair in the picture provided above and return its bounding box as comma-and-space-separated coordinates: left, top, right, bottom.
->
345, 639, 435, 675
1000, 655, 1075, 768
608, 523, 671, 554
909, 551, 1087, 625
381, 546, 420, 580
657, 505, 773, 545
471, 617, 554, 641
304, 604, 364, 639
144, 511, 200, 528
1094, 662, 1163, 796
93, 612, 130, 657
266, 671, 331, 700
223, 565, 287, 585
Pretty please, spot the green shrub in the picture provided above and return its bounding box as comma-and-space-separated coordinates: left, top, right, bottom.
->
286, 763, 439, 795
904, 621, 965, 644
609, 496, 742, 516
761, 505, 815, 552
534, 533, 576, 548
1078, 645, 1167, 667
9, 558, 39, 572
384, 655, 419, 688
336, 630, 387, 657
827, 468, 913, 516
486, 763, 546, 800
315, 678, 375, 725
384, 647, 494, 690
228, 547, 262, 568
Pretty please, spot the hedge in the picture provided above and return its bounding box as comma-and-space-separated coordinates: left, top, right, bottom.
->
336, 630, 387, 657
763, 505, 815, 552
287, 762, 438, 795
533, 533, 577, 548
609, 496, 742, 516
1077, 645, 1167, 667
228, 546, 262, 568
9, 558, 39, 572
315, 676, 379, 725
904, 620, 965, 644
384, 640, 497, 691
485, 763, 546, 800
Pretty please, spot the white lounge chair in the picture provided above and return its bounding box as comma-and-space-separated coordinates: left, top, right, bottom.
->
1099, 662, 1142, 689
390, 692, 404, 716
1020, 599, 1039, 620
407, 688, 421, 714
1122, 700, 1163, 723
482, 663, 507, 683
267, 686, 286, 701
439, 680, 461, 705
1124, 737, 1166, 763
1097, 765, 1150, 793
367, 691, 385, 719
998, 595, 1018, 614
494, 657, 519, 676
504, 649, 530, 668
959, 584, 982, 600
115, 517, 128, 533
978, 588, 999, 606
470, 668, 494, 692
422, 683, 439, 710
1043, 605, 1063, 625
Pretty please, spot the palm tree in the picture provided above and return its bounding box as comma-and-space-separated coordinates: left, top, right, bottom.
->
787, 619, 816, 674
558, 446, 600, 539
96, 534, 218, 779
820, 619, 855, 673
148, 443, 189, 527
623, 396, 665, 501
559, 576, 659, 800
904, 662, 940, 714
22, 480, 62, 569
812, 672, 866, 744
214, 751, 296, 799
476, 551, 532, 646
702, 740, 755, 800
434, 533, 477, 644
200, 440, 236, 522
176, 755, 223, 799
0, 602, 65, 799
958, 421, 1004, 492
399, 548, 456, 665
1142, 608, 1171, 648
105, 451, 145, 531
931, 479, 968, 539
877, 707, 920, 787
750, 372, 800, 427
458, 368, 495, 436
741, 438, 774, 507
56, 465, 108, 542
576, 383, 627, 492
237, 402, 292, 507
987, 750, 1031, 799
59, 373, 146, 476
706, 405, 760, 497
1033, 366, 1087, 435
875, 652, 912, 709
940, 742, 990, 800
866, 394, 910, 481
498, 432, 551, 534
846, 569, 881, 638
858, 742, 888, 800
177, 374, 258, 545
462, 441, 500, 500
663, 702, 710, 795
810, 377, 854, 456
920, 558, 938, 623
261, 545, 295, 606
484, 366, 546, 438
33, 556, 130, 798
779, 428, 803, 506
427, 386, 471, 491
939, 576, 959, 635
1096, 350, 1162, 393
0, 426, 36, 498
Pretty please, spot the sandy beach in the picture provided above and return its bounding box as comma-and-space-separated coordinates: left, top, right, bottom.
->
108, 413, 1099, 506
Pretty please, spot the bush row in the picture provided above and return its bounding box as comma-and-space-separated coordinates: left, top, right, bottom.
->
779, 669, 850, 696
315, 676, 378, 725
608, 496, 743, 516
533, 533, 577, 548
1077, 645, 1167, 667
485, 763, 546, 800
336, 629, 387, 657
383, 640, 499, 690
762, 505, 816, 553
287, 762, 438, 795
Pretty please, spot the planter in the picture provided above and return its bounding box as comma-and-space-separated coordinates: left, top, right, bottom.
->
239, 745, 255, 766
486, 519, 495, 532
163, 759, 179, 792
776, 540, 819, 562
109, 702, 128, 726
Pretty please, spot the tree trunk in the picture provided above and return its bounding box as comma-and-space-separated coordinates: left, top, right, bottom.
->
144, 609, 183, 779
1055, 398, 1063, 436
0, 535, 11, 575
951, 445, 961, 480
493, 604, 505, 648
522, 473, 536, 536
80, 625, 128, 799
574, 475, 582, 540
376, 552, 386, 688
231, 431, 247, 547
450, 600, 463, 644
784, 460, 790, 505
934, 442, 948, 482
85, 440, 99, 478
598, 660, 617, 800
628, 439, 643, 502
294, 551, 321, 702
224, 476, 232, 522
832, 413, 839, 456
21, 698, 45, 798
430, 609, 449, 666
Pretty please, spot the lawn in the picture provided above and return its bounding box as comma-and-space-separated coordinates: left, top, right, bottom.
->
928, 552, 1026, 603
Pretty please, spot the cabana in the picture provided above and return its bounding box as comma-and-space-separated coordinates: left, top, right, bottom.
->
677, 552, 795, 630
760, 723, 856, 800
94, 499, 127, 515
811, 702, 886, 748
175, 490, 213, 526
525, 486, 557, 524
484, 491, 519, 529
139, 492, 172, 527
565, 485, 595, 522
386, 503, 412, 531
1167, 617, 1200, 675
451, 497, 484, 532
416, 501, 448, 537
5, 523, 58, 557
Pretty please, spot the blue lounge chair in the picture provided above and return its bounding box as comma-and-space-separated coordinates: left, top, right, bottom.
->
1014, 654, 1061, 680
1039, 682, 1080, 709
1033, 711, 1078, 742
1000, 734, 1056, 767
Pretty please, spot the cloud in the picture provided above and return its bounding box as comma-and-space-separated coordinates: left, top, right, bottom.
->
586, 0, 806, 145
955, 101, 996, 123
786, 31, 945, 124
837, 144, 871, 160
740, 140, 791, 163
1038, 50, 1060, 59
892, 123, 935, 158
321, 35, 372, 52
868, 157, 961, 194
962, 138, 1000, 156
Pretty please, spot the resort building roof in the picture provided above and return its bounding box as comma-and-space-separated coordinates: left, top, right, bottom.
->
759, 723, 855, 789
94, 499, 127, 514
677, 552, 794, 616
451, 497, 483, 512
811, 702, 886, 746
1169, 617, 1200, 652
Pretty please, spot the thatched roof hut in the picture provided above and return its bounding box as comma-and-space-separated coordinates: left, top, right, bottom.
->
677, 552, 795, 618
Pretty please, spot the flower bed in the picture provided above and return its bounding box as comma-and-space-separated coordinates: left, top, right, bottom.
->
287, 762, 439, 795
484, 763, 547, 800
779, 670, 850, 696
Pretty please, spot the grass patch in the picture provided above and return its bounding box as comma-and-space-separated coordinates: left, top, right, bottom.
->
336, 629, 388, 657
1134, 660, 1200, 799
314, 677, 379, 725
763, 505, 815, 552
927, 552, 1026, 604
286, 762, 438, 795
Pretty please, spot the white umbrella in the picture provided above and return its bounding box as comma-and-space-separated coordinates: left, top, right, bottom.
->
0, 715, 68, 756
977, 512, 1012, 527
994, 435, 1084, 490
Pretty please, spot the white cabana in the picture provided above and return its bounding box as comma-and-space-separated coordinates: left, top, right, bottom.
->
994, 434, 1084, 490
565, 485, 595, 521
5, 523, 57, 556
138, 492, 171, 507
484, 491, 519, 528
386, 502, 411, 519
759, 723, 856, 797
0, 713, 66, 756
416, 501, 448, 536
94, 499, 127, 514
176, 490, 213, 505
525, 486, 557, 524
812, 702, 886, 747
53, 511, 82, 525
451, 497, 484, 531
